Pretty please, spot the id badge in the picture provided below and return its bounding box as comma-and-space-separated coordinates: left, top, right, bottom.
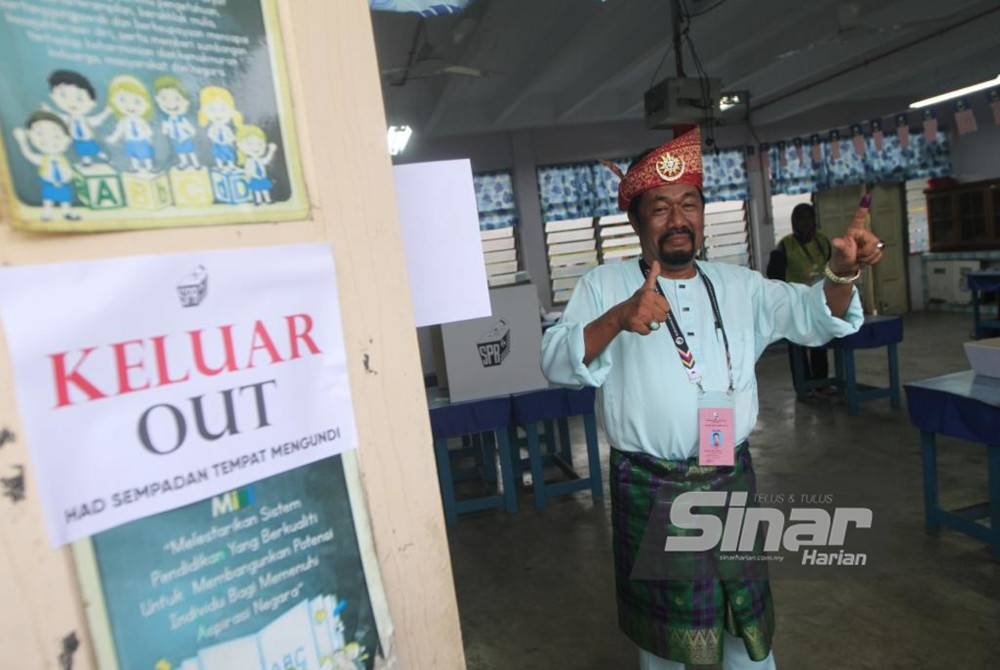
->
698, 391, 735, 466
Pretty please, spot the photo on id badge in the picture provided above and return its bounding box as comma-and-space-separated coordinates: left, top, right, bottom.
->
698, 391, 734, 466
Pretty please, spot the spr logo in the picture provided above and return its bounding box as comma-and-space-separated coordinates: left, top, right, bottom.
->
177, 265, 208, 307
477, 318, 510, 368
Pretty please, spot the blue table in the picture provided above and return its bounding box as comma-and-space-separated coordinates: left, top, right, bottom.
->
828, 315, 903, 416
511, 387, 602, 510
905, 371, 1000, 560
428, 389, 517, 525
968, 271, 1000, 339
791, 315, 903, 415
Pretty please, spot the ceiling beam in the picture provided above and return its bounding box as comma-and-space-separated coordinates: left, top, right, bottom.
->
749, 8, 1000, 126
618, 0, 843, 118
486, 0, 629, 129
553, 5, 675, 122
421, 0, 502, 134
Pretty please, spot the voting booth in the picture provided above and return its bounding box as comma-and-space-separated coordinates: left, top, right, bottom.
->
441, 283, 550, 402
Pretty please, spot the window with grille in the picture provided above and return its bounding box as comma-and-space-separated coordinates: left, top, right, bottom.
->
703, 200, 751, 266
545, 217, 598, 304
482, 226, 524, 287
545, 201, 750, 304
474, 170, 525, 287
539, 147, 751, 304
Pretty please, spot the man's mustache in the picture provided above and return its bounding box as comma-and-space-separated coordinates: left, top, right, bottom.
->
658, 227, 695, 245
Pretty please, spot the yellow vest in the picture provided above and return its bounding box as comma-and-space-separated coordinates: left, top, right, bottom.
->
780, 232, 830, 285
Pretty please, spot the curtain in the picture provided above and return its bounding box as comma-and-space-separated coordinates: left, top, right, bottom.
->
473, 170, 518, 230
769, 133, 951, 195
703, 148, 749, 202
537, 150, 748, 221
537, 162, 613, 222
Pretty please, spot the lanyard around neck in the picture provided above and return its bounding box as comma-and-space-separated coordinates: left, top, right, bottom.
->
638, 258, 734, 394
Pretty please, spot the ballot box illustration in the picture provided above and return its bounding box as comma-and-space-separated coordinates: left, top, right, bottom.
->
169, 167, 214, 207
477, 318, 511, 367
442, 282, 548, 401
210, 166, 252, 204
176, 265, 208, 307
73, 164, 124, 210
123, 171, 172, 210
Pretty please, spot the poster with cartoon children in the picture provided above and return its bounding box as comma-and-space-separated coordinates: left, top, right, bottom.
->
0, 0, 307, 232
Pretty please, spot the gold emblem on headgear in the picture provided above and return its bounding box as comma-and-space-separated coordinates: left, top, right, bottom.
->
655, 152, 685, 181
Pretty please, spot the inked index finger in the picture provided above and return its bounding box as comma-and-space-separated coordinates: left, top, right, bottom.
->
846, 192, 872, 231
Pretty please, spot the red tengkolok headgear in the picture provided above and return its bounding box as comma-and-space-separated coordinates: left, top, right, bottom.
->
606, 126, 704, 211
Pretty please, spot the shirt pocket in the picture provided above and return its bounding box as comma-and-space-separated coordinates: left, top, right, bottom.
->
730, 330, 758, 389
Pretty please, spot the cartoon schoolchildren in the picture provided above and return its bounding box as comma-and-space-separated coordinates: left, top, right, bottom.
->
237, 125, 277, 205
42, 70, 112, 166
11, 111, 80, 221
105, 75, 156, 172
198, 85, 242, 169
154, 76, 201, 170
10, 70, 290, 219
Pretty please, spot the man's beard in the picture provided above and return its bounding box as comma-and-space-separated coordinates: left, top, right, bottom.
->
657, 227, 697, 268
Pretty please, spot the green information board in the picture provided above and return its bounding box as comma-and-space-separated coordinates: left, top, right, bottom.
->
78, 456, 384, 670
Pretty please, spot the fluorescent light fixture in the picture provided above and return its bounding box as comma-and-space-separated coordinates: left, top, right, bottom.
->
909, 74, 1000, 109
719, 93, 742, 112
387, 125, 413, 156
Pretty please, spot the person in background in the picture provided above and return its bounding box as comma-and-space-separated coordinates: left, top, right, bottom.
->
766, 203, 834, 393
541, 127, 882, 670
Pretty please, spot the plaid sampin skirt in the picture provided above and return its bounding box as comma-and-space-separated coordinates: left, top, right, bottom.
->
610, 441, 775, 665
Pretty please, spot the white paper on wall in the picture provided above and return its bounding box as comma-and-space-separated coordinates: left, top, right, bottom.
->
393, 159, 492, 327
0, 244, 359, 545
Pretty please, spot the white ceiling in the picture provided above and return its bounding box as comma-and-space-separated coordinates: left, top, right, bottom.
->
372, 0, 1000, 141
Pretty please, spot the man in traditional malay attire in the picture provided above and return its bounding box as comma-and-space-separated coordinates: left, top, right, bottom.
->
540, 127, 883, 669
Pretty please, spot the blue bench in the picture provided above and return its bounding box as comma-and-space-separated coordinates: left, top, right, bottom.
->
791, 315, 903, 415
905, 371, 1000, 560
511, 387, 602, 510
829, 315, 903, 416
428, 390, 517, 525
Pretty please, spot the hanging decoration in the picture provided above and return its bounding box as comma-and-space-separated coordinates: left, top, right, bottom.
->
990, 89, 1000, 127
953, 98, 978, 135
810, 134, 822, 163
895, 113, 910, 150
759, 142, 770, 174
922, 108, 938, 143
794, 137, 805, 164
777, 140, 788, 167
851, 124, 866, 157
870, 119, 884, 152
829, 130, 842, 161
